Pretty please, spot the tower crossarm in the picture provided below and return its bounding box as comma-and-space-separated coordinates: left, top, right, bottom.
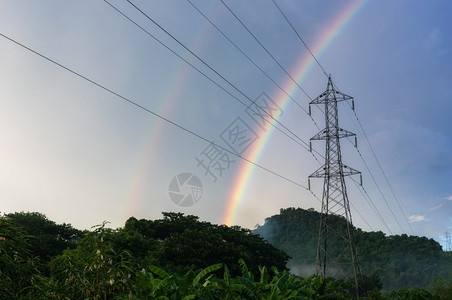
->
310, 91, 353, 105
308, 164, 361, 179
311, 127, 356, 141
308, 77, 355, 115
342, 165, 361, 177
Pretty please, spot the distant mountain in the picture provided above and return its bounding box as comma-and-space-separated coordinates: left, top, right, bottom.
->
253, 207, 452, 290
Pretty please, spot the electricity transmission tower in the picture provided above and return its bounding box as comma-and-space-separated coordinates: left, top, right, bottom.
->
308, 76, 362, 291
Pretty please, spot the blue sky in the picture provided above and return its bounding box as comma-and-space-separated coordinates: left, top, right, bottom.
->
0, 0, 451, 249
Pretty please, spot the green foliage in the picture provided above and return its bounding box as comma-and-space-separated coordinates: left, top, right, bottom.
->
254, 207, 452, 291
5, 212, 84, 263
386, 288, 438, 300
137, 261, 360, 299
0, 215, 43, 298
428, 276, 452, 300
358, 274, 383, 297
121, 212, 290, 277
2, 210, 452, 299
47, 222, 135, 299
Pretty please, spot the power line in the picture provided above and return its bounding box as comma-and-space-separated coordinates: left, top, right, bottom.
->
0, 31, 311, 192
109, 2, 373, 232
271, 0, 409, 236
344, 135, 406, 234
219, 0, 313, 102
354, 111, 415, 235
270, 1, 384, 234
350, 200, 374, 232
344, 102, 415, 235
117, 0, 326, 163
269, 0, 330, 123
272, 0, 412, 236
310, 181, 372, 231
3, 4, 396, 238
3, 11, 371, 236
271, 0, 328, 78
271, 0, 400, 236
107, 1, 371, 223
125, 0, 252, 111
216, 2, 376, 236
105, 0, 323, 162
351, 177, 393, 234
330, 79, 414, 235
186, 0, 320, 130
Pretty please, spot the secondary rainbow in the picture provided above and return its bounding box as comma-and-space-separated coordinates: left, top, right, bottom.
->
222, 0, 369, 226
121, 4, 221, 221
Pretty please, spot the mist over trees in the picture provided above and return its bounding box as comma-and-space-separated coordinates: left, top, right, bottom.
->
254, 207, 452, 291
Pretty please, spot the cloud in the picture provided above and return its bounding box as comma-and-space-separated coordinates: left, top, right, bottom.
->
408, 215, 425, 223
445, 195, 452, 201
429, 204, 443, 211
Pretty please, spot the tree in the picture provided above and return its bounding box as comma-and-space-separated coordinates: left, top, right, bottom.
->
121, 212, 290, 277
254, 207, 452, 291
0, 215, 42, 298
5, 212, 84, 263
48, 223, 135, 299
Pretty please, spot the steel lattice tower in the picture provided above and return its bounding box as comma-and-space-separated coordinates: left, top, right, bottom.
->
308, 76, 362, 291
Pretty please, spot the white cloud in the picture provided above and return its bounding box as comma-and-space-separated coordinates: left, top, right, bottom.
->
445, 195, 452, 201
429, 204, 443, 211
408, 215, 426, 223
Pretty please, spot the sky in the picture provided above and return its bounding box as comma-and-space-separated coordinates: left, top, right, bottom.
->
0, 0, 451, 249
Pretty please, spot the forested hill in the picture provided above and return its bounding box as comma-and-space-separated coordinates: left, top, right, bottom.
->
253, 207, 452, 291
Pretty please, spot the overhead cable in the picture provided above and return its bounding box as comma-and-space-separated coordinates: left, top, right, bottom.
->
271, 0, 329, 78
186, 0, 320, 130
104, 0, 323, 161
119, 0, 324, 161
345, 136, 406, 234
219, 0, 313, 102
351, 177, 393, 234
0, 31, 311, 192
346, 103, 415, 235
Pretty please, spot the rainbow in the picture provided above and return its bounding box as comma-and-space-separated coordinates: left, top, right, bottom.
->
222, 0, 369, 226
